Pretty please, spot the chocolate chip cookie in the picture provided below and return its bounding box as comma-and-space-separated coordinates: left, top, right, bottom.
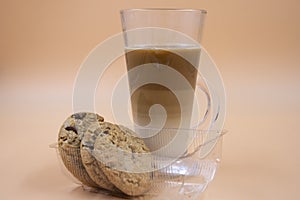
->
58, 112, 103, 188
92, 122, 152, 196
80, 123, 118, 192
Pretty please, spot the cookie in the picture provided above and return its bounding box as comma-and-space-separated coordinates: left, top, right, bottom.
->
80, 123, 119, 192
92, 122, 152, 196
58, 112, 103, 188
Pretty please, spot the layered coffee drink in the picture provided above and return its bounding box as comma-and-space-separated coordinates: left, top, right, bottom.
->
125, 45, 201, 152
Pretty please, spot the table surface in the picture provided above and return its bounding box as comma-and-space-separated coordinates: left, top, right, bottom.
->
1, 67, 299, 200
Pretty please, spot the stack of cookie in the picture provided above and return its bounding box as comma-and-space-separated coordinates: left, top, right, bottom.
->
58, 112, 152, 196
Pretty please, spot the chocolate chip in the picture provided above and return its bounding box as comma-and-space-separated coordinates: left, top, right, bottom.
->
60, 136, 67, 141
83, 142, 94, 150
97, 115, 104, 122
103, 130, 109, 135
65, 126, 78, 134
91, 134, 97, 140
72, 112, 86, 119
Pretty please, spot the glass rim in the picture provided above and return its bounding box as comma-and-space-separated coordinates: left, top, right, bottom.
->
120, 8, 207, 14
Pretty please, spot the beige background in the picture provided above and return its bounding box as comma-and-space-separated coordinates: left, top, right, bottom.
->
1, 0, 300, 199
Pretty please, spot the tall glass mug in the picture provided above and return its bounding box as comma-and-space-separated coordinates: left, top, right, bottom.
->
120, 9, 210, 158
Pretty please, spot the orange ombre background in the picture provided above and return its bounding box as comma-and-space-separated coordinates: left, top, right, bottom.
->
1, 0, 300, 199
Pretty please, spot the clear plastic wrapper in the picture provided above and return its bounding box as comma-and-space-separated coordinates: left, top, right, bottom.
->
51, 128, 226, 200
